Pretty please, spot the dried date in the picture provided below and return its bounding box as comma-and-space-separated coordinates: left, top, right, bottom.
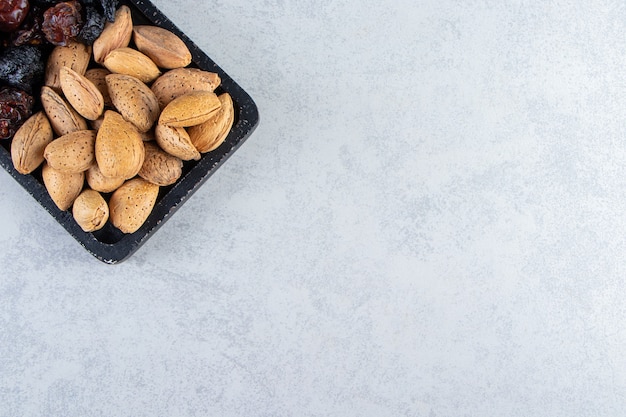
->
0, 0, 30, 33
42, 0, 82, 46
10, 4, 46, 46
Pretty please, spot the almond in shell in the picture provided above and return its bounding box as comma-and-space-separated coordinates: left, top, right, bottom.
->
41, 86, 88, 136
90, 114, 105, 131
42, 162, 85, 211
44, 130, 97, 173
103, 47, 161, 83
93, 5, 133, 63
133, 25, 192, 69
11, 111, 53, 174
139, 128, 155, 142
45, 40, 92, 92
95, 110, 145, 179
151, 68, 220, 109
72, 189, 109, 232
188, 93, 234, 153
158, 91, 221, 127
155, 122, 200, 161
59, 66, 105, 121
106, 73, 160, 132
85, 162, 125, 193
138, 142, 183, 186
109, 177, 159, 234
84, 68, 113, 107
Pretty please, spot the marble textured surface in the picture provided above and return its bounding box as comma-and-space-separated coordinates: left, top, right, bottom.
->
2, 0, 626, 415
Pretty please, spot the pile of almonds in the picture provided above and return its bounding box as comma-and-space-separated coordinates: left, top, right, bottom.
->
8, 5, 233, 234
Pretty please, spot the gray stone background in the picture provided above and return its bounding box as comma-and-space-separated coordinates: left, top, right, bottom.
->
2, 0, 626, 415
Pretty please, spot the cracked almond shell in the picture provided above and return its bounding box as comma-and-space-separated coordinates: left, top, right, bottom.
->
188, 93, 234, 153
158, 91, 220, 127
155, 123, 200, 161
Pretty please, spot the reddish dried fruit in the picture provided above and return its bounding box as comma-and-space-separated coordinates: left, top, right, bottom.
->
0, 86, 34, 140
0, 0, 30, 33
11, 4, 45, 46
42, 0, 82, 46
31, 1, 65, 5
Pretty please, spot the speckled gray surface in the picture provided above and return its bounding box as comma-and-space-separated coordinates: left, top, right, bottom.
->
2, 0, 626, 415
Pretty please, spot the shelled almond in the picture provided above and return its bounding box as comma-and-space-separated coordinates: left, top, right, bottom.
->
9, 4, 235, 235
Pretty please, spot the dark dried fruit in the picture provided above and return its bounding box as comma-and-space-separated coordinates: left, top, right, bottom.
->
84, 0, 117, 22
0, 0, 30, 33
0, 45, 44, 93
76, 4, 103, 45
42, 0, 82, 46
0, 86, 34, 139
99, 0, 117, 22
